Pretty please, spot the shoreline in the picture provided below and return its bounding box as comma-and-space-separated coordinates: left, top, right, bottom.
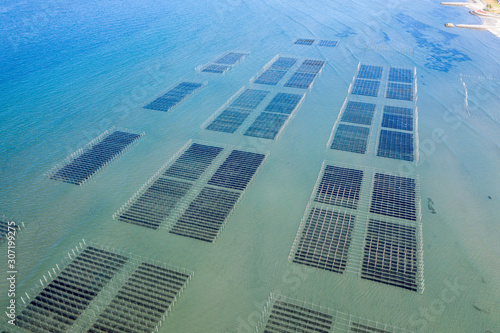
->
442, 0, 500, 37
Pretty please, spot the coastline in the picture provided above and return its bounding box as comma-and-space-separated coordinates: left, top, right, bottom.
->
442, 0, 500, 37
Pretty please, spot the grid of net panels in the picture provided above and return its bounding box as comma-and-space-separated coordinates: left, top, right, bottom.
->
144, 81, 204, 112
207, 150, 266, 191
361, 219, 420, 292
381, 106, 414, 131
330, 124, 370, 154
253, 70, 288, 86
116, 143, 223, 230
289, 162, 423, 293
201, 51, 248, 74
351, 79, 380, 97
357, 65, 383, 80
201, 64, 230, 74
256, 294, 415, 333
386, 82, 413, 101
332, 64, 418, 161
318, 40, 338, 47
205, 89, 270, 134
289, 163, 363, 274
285, 59, 326, 89
388, 67, 414, 84
87, 262, 190, 333
270, 57, 298, 70
170, 149, 267, 242
314, 165, 364, 209
163, 143, 224, 181
349, 64, 383, 97
47, 129, 143, 185
114, 141, 267, 242
214, 52, 247, 65
264, 93, 304, 114
254, 56, 298, 86
169, 187, 242, 242
294, 38, 315, 45
340, 101, 376, 126
243, 112, 289, 140
16, 245, 129, 332
14, 241, 193, 333
229, 89, 270, 109
291, 206, 355, 273
294, 39, 339, 47
377, 129, 414, 162
243, 92, 304, 140
205, 108, 252, 134
369, 173, 417, 221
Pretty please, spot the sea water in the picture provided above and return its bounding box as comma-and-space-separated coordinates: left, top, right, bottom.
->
1, 0, 499, 332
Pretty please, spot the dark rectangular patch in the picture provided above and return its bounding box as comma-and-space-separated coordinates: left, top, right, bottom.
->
330, 124, 370, 154
361, 219, 418, 292
370, 173, 417, 221
118, 178, 193, 229
169, 187, 241, 242
163, 143, 223, 181
293, 208, 355, 273
145, 82, 203, 112
214, 52, 247, 65
254, 69, 288, 86
202, 64, 230, 74
351, 79, 380, 97
270, 57, 298, 70
350, 322, 394, 333
296, 59, 326, 74
382, 105, 414, 131
17, 247, 128, 333
206, 108, 252, 133
341, 101, 376, 126
284, 72, 317, 89
263, 299, 333, 332
244, 112, 289, 140
294, 38, 315, 45
377, 129, 414, 161
314, 165, 363, 209
230, 89, 269, 109
264, 93, 304, 114
50, 131, 141, 185
208, 150, 266, 191
318, 40, 338, 47
388, 67, 414, 83
357, 65, 383, 80
386, 82, 413, 101
88, 262, 190, 333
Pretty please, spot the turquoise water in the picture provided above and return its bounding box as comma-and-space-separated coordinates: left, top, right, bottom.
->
1, 0, 500, 331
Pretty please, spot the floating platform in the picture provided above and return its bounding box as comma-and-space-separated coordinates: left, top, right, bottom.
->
256, 293, 415, 332
456, 23, 492, 29
289, 161, 424, 293
16, 241, 193, 332
47, 129, 143, 185
441, 2, 469, 5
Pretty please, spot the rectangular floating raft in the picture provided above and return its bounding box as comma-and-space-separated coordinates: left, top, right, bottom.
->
145, 81, 204, 112
48, 129, 143, 185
